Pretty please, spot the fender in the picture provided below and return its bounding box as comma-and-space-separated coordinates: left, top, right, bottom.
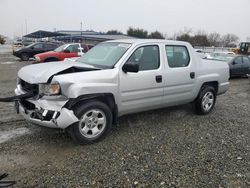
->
64, 93, 118, 125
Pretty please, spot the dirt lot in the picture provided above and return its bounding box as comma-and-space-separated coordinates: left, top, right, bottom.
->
0, 44, 249, 188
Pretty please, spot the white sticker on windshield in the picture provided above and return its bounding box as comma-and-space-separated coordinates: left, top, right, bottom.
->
118, 44, 131, 48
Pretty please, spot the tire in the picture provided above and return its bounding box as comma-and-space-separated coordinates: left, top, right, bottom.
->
193, 85, 216, 115
67, 101, 112, 144
21, 53, 29, 61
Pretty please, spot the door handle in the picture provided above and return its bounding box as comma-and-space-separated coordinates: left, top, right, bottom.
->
190, 72, 195, 79
155, 75, 162, 83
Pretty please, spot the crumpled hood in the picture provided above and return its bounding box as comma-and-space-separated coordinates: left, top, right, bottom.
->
18, 60, 96, 84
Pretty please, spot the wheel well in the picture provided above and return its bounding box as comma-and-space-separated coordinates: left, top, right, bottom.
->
21, 53, 29, 58
201, 81, 218, 94
66, 93, 118, 125
44, 57, 59, 62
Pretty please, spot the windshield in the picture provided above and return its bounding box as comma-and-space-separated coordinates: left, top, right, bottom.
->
76, 42, 131, 68
211, 54, 235, 62
54, 44, 67, 52
26, 43, 36, 48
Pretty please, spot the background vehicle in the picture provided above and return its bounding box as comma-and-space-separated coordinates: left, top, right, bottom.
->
230, 42, 250, 55
13, 39, 23, 46
15, 39, 229, 144
228, 55, 250, 77
22, 39, 34, 46
13, 42, 60, 61
239, 42, 250, 55
34, 43, 93, 63
208, 54, 250, 77
204, 51, 235, 60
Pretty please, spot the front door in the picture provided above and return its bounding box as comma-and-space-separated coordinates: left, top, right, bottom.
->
231, 56, 243, 76
64, 44, 80, 58
31, 43, 44, 56
119, 45, 164, 115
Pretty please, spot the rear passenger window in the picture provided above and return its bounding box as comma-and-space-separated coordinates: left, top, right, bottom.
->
165, 46, 190, 68
127, 45, 160, 71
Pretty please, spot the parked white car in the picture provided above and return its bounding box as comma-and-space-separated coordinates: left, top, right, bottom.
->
14, 39, 229, 143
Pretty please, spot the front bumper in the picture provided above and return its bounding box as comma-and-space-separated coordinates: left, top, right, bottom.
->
15, 85, 79, 129
13, 50, 21, 58
34, 56, 41, 63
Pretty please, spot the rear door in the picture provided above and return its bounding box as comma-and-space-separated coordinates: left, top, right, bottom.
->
119, 44, 164, 114
163, 45, 196, 106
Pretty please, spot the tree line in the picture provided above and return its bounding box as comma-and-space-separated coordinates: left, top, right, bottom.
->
107, 27, 240, 47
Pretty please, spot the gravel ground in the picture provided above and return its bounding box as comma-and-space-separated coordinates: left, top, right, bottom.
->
0, 44, 249, 187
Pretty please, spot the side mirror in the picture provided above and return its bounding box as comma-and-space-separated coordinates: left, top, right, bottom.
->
122, 61, 139, 73
232, 61, 237, 65
63, 49, 70, 53
30, 46, 34, 50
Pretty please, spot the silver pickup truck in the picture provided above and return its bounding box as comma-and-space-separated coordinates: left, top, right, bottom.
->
15, 39, 229, 143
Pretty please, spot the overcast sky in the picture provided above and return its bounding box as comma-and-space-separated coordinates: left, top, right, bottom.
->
0, 0, 249, 40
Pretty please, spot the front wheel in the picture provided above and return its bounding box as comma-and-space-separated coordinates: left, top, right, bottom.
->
20, 53, 29, 61
67, 101, 112, 144
193, 86, 216, 115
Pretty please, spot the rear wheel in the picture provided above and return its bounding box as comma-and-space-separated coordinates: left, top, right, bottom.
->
21, 53, 29, 61
67, 101, 112, 144
194, 86, 216, 115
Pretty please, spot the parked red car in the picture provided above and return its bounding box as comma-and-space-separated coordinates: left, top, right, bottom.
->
34, 43, 93, 63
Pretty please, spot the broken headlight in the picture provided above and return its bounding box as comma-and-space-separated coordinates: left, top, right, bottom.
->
39, 82, 61, 96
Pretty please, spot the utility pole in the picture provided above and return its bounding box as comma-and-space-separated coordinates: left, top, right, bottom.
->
80, 22, 83, 43
25, 19, 27, 35
80, 22, 83, 35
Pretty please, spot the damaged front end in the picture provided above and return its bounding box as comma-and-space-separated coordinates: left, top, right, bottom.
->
0, 78, 80, 129
0, 61, 102, 129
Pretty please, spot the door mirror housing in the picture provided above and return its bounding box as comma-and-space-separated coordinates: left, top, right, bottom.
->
232, 61, 237, 65
122, 62, 139, 73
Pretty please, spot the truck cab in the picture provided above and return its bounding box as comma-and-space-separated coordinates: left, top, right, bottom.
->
15, 39, 230, 144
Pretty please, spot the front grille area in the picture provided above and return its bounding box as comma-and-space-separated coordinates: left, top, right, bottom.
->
20, 100, 36, 110
20, 79, 39, 95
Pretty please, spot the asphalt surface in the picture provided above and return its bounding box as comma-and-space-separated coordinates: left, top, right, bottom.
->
0, 44, 249, 188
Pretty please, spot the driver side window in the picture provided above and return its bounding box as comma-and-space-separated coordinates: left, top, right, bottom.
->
33, 43, 43, 49
234, 57, 242, 64
127, 45, 159, 71
66, 44, 79, 53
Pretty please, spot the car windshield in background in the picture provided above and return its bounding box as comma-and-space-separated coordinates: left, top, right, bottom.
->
54, 44, 67, 52
76, 42, 131, 68
26, 43, 36, 48
208, 53, 235, 62
213, 54, 235, 62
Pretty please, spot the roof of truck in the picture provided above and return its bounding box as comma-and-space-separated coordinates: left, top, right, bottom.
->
105, 39, 190, 45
